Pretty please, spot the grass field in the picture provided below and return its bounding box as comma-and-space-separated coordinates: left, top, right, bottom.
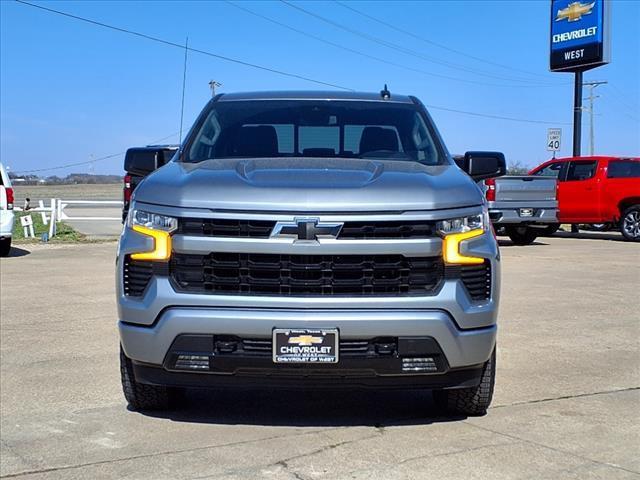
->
12, 211, 86, 243
12, 184, 121, 206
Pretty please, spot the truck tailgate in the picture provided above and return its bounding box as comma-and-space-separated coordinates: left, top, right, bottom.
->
494, 176, 556, 202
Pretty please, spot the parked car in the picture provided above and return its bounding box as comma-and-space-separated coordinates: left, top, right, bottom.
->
117, 90, 506, 415
0, 162, 15, 256
482, 176, 558, 245
529, 156, 640, 241
122, 145, 178, 222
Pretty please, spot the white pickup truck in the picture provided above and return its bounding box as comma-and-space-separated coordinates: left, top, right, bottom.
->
482, 176, 558, 245
0, 162, 15, 256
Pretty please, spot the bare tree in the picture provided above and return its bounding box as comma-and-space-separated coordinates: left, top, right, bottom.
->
507, 161, 529, 176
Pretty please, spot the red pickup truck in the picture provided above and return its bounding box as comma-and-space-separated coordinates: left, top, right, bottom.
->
529, 156, 640, 241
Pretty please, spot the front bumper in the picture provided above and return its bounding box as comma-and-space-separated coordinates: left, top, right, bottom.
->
120, 308, 496, 385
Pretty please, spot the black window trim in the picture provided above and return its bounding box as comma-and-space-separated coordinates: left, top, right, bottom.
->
564, 160, 598, 182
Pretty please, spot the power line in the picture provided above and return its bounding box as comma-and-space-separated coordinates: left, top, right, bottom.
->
606, 84, 640, 121
334, 0, 556, 81
226, 1, 560, 89
15, 133, 179, 174
424, 105, 571, 125
13, 1, 570, 132
280, 0, 561, 86
14, 0, 353, 91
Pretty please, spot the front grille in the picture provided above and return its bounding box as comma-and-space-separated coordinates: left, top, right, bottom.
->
179, 219, 275, 238
170, 253, 444, 296
123, 257, 153, 297
339, 221, 435, 239
178, 219, 435, 239
460, 261, 492, 301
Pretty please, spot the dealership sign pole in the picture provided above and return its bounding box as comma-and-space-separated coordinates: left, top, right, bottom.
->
550, 0, 610, 156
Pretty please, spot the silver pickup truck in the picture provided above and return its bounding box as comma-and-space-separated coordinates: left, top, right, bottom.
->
118, 90, 506, 416
483, 176, 558, 245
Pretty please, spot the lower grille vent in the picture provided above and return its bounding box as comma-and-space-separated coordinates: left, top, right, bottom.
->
460, 261, 492, 301
123, 257, 153, 297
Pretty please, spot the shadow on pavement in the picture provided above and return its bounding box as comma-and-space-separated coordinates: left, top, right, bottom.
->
138, 388, 468, 427
497, 239, 548, 247
553, 231, 626, 242
5, 246, 31, 257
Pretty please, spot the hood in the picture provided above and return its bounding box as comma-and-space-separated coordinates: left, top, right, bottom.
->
134, 158, 483, 212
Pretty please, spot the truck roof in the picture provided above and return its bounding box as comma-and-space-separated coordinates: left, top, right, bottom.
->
543, 156, 639, 163
217, 90, 415, 104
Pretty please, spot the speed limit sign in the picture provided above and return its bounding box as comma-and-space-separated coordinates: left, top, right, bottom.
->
547, 128, 562, 152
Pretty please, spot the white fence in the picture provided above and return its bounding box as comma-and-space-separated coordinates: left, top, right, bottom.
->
57, 200, 123, 221
14, 198, 123, 238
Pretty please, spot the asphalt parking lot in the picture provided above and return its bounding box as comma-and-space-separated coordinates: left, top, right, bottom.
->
1, 235, 638, 479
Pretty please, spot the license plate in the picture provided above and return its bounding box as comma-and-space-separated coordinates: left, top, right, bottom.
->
272, 328, 339, 364
519, 208, 534, 217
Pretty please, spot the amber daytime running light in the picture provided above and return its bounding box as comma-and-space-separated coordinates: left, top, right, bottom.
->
437, 213, 487, 265
129, 210, 177, 261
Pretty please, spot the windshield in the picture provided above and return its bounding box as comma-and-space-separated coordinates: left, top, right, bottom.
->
186, 100, 445, 165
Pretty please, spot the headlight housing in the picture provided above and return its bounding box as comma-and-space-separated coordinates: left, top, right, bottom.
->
128, 209, 178, 232
437, 210, 488, 265
436, 213, 485, 236
128, 209, 177, 261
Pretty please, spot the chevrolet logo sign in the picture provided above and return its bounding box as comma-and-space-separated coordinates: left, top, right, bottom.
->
556, 1, 595, 22
271, 218, 343, 241
288, 335, 323, 346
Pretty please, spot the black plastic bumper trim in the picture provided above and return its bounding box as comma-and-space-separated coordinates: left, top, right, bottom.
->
132, 362, 483, 390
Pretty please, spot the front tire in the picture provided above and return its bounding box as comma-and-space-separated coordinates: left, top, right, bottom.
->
434, 349, 496, 416
505, 226, 538, 245
620, 205, 640, 241
0, 238, 11, 257
120, 346, 178, 411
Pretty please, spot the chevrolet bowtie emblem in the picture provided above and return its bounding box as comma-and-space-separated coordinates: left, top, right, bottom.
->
271, 218, 343, 241
556, 1, 595, 22
288, 335, 323, 346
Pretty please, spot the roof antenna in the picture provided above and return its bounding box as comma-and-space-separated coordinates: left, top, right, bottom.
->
380, 84, 391, 100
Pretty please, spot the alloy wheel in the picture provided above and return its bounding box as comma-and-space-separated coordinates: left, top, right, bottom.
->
623, 210, 640, 239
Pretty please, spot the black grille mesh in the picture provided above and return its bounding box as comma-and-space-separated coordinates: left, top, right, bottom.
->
178, 219, 436, 239
180, 219, 275, 238
339, 221, 434, 239
170, 253, 444, 296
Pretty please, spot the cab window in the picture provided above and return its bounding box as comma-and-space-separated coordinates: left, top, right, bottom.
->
533, 162, 562, 178
607, 160, 640, 179
566, 161, 597, 181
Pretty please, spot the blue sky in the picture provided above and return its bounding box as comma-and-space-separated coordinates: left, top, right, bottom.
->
1, 0, 638, 175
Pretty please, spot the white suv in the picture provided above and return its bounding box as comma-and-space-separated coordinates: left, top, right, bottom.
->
0, 162, 15, 256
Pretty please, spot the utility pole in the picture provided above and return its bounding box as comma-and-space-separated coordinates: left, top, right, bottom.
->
583, 80, 607, 156
209, 80, 222, 97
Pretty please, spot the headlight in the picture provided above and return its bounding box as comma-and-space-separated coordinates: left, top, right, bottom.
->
129, 209, 177, 232
436, 213, 485, 236
128, 209, 177, 261
437, 211, 487, 265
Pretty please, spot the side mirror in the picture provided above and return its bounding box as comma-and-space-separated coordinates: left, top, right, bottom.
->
124, 147, 177, 177
458, 151, 506, 182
